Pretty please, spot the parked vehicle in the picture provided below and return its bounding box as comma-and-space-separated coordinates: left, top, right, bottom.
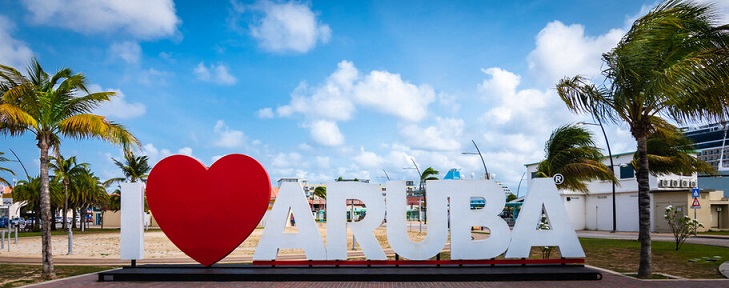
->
10, 217, 25, 226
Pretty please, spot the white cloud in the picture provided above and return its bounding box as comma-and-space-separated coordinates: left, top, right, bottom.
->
21, 0, 180, 39
527, 21, 623, 85
257, 107, 274, 118
352, 147, 383, 169
353, 70, 435, 122
244, 0, 331, 53
194, 62, 237, 85
213, 120, 246, 148
264, 60, 435, 146
110, 41, 141, 64
478, 67, 553, 127
177, 147, 193, 156
308, 120, 344, 146
400, 117, 464, 151
88, 84, 146, 119
0, 16, 33, 69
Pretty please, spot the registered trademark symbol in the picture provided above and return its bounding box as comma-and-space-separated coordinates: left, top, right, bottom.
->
553, 173, 564, 185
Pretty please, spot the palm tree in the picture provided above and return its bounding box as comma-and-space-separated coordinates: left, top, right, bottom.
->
535, 124, 616, 192
50, 155, 88, 229
0, 58, 140, 279
419, 166, 439, 222
637, 120, 716, 176
0, 151, 14, 187
313, 186, 326, 199
105, 151, 151, 214
70, 167, 107, 231
108, 151, 151, 184
556, 0, 729, 277
12, 175, 63, 232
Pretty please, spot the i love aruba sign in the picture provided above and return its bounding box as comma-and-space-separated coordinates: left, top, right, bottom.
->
127, 154, 584, 267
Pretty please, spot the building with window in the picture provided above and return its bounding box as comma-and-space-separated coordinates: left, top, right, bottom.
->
525, 152, 728, 232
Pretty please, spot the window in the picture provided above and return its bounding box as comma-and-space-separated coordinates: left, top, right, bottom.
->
620, 165, 635, 179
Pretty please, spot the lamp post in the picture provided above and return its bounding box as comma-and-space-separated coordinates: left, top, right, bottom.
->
516, 172, 526, 198
404, 158, 425, 223
462, 140, 490, 180
578, 120, 617, 233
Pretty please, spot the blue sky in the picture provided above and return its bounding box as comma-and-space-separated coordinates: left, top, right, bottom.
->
1, 0, 727, 193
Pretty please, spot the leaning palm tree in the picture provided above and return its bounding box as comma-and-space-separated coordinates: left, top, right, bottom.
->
0, 57, 140, 279
556, 0, 729, 277
0, 151, 15, 187
50, 155, 88, 229
535, 124, 616, 192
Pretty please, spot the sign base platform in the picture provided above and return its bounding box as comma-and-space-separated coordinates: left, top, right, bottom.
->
98, 264, 602, 282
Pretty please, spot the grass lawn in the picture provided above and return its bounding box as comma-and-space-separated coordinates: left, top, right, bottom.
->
580, 238, 729, 279
0, 264, 116, 288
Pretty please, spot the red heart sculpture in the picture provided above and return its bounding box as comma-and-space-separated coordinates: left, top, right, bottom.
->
146, 154, 270, 266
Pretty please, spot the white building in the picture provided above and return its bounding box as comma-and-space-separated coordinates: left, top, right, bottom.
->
526, 152, 728, 232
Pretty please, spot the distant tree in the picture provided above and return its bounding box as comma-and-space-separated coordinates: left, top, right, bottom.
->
535, 124, 616, 192
108, 151, 151, 184
314, 186, 326, 199
506, 193, 517, 202
50, 155, 88, 229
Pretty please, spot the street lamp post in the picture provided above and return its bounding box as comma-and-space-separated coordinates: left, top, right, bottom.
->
462, 140, 490, 180
578, 120, 617, 233
516, 172, 526, 198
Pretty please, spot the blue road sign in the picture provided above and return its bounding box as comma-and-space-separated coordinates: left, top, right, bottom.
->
691, 187, 700, 198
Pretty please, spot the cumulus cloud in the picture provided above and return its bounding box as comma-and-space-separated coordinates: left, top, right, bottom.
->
478, 67, 554, 127
265, 60, 435, 146
240, 0, 331, 53
213, 120, 246, 148
257, 107, 275, 118
110, 41, 141, 64
352, 147, 383, 169
308, 120, 344, 146
0, 16, 33, 69
353, 70, 436, 122
89, 84, 146, 119
399, 117, 464, 151
527, 21, 623, 85
194, 62, 237, 85
20, 0, 181, 39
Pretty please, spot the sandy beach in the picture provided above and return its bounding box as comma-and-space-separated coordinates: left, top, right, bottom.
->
0, 223, 428, 263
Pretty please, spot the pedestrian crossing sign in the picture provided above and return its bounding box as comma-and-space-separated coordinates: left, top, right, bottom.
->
691, 197, 701, 209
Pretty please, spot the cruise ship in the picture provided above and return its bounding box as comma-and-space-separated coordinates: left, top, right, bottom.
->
682, 122, 729, 171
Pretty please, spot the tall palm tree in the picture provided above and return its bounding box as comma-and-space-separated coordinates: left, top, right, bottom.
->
556, 0, 729, 277
0, 58, 140, 279
50, 155, 88, 229
0, 151, 14, 187
535, 124, 616, 192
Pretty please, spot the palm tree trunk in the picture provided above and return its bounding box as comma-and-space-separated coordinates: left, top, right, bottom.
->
37, 135, 56, 279
636, 134, 652, 278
